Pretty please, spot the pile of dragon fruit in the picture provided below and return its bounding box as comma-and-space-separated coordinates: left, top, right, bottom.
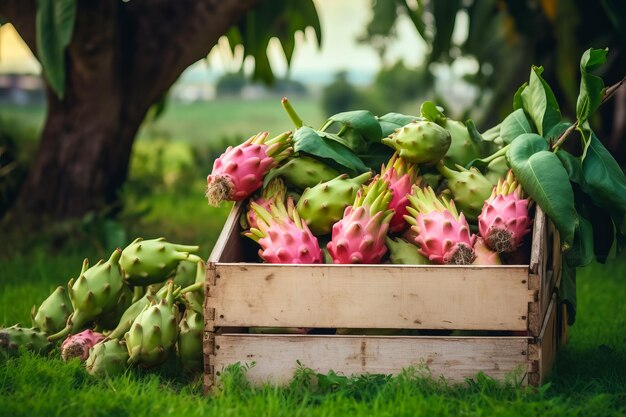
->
206, 102, 533, 266
0, 238, 206, 378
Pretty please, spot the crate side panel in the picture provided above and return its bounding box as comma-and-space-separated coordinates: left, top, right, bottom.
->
213, 335, 529, 386
539, 295, 558, 384
210, 264, 531, 331
209, 202, 245, 263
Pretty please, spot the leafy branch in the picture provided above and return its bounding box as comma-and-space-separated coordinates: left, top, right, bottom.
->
552, 75, 626, 150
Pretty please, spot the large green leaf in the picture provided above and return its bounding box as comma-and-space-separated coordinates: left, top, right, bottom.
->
377, 112, 421, 137
293, 127, 368, 174
506, 133, 577, 249
326, 111, 382, 143
576, 48, 608, 125
520, 66, 562, 137
420, 101, 446, 124
580, 131, 626, 230
36, 0, 76, 98
556, 149, 582, 184
512, 82, 527, 111
499, 109, 533, 144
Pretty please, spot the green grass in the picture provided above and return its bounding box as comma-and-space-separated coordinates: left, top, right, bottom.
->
1, 239, 625, 416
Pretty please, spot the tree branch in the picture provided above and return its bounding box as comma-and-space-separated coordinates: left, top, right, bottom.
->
552, 75, 626, 150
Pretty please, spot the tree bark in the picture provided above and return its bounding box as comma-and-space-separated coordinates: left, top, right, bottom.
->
2, 0, 259, 221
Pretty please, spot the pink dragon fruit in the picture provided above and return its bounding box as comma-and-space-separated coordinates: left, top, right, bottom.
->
472, 237, 502, 265
380, 153, 420, 233
60, 329, 105, 362
404, 186, 477, 265
244, 197, 323, 264
244, 177, 286, 229
478, 170, 532, 253
327, 177, 394, 264
206, 131, 292, 206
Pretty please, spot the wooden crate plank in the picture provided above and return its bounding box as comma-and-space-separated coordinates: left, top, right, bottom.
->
212, 334, 529, 386
208, 201, 245, 263
208, 264, 531, 331
529, 207, 546, 275
538, 294, 558, 384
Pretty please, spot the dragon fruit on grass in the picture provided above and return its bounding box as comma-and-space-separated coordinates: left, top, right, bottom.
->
244, 197, 323, 264
404, 186, 477, 265
380, 153, 419, 233
478, 170, 532, 253
61, 329, 105, 361
327, 177, 394, 264
206, 131, 292, 206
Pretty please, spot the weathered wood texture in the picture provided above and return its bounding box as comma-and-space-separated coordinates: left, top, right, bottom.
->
207, 264, 532, 331
208, 201, 246, 264
528, 294, 557, 386
210, 334, 529, 386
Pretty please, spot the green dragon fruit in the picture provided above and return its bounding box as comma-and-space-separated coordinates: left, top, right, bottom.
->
437, 162, 493, 220
31, 286, 72, 334
382, 121, 451, 164
120, 237, 202, 286
49, 250, 125, 341
478, 171, 532, 253
441, 119, 480, 168
405, 186, 477, 265
95, 285, 133, 331
264, 155, 340, 190
85, 339, 129, 378
381, 153, 419, 233
472, 237, 502, 265
206, 131, 292, 206
177, 308, 203, 371
172, 260, 198, 288
61, 329, 105, 361
0, 325, 52, 355
244, 177, 286, 230
385, 237, 430, 265
484, 155, 509, 185
244, 197, 323, 264
125, 283, 180, 367
296, 172, 373, 236
104, 283, 177, 341
327, 177, 393, 264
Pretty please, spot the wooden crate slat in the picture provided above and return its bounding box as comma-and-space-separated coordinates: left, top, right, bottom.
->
212, 334, 529, 386
208, 265, 531, 331
209, 201, 245, 263
530, 207, 546, 275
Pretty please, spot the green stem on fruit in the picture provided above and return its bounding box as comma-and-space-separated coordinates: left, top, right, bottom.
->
180, 282, 204, 295
281, 97, 303, 129
479, 144, 511, 165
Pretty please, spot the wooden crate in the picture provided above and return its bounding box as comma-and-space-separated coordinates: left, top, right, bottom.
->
204, 203, 565, 390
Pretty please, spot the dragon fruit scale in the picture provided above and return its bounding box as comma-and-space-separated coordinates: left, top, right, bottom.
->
381, 153, 420, 233
61, 329, 105, 362
206, 131, 292, 206
478, 170, 532, 253
244, 197, 323, 264
382, 120, 451, 164
244, 177, 286, 230
327, 177, 394, 264
404, 186, 477, 265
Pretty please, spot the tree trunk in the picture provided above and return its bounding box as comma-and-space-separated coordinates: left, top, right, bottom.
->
2, 0, 259, 221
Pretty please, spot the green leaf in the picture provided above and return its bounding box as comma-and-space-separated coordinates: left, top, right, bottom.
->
377, 113, 421, 137
327, 110, 382, 143
559, 261, 576, 325
513, 82, 527, 110
556, 149, 582, 184
506, 133, 578, 249
545, 121, 572, 143
293, 127, 368, 174
565, 206, 594, 267
499, 109, 533, 144
520, 66, 562, 137
464, 119, 491, 157
580, 131, 626, 228
576, 48, 608, 125
420, 101, 446, 124
588, 204, 615, 263
36, 0, 76, 98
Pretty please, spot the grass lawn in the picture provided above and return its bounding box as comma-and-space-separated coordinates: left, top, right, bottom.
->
1, 213, 625, 416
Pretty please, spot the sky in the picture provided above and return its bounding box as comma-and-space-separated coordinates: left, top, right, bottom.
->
0, 0, 429, 85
